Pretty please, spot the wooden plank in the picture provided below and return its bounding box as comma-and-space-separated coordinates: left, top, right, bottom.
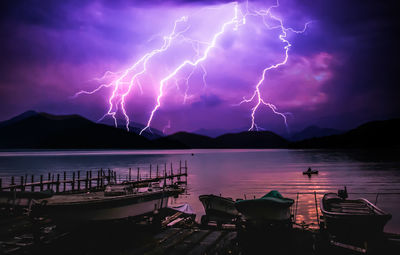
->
168, 230, 211, 255
187, 231, 223, 255
207, 231, 237, 254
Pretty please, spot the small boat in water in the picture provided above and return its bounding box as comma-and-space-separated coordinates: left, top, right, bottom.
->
303, 167, 318, 175
320, 192, 392, 239
235, 190, 294, 222
199, 194, 239, 225
32, 184, 184, 222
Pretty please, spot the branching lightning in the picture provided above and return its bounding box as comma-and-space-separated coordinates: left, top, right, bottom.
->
73, 0, 309, 135
238, 1, 310, 132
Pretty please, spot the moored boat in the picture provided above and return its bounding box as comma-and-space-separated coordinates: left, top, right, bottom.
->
234, 190, 294, 222
199, 194, 239, 224
32, 184, 184, 222
320, 192, 391, 239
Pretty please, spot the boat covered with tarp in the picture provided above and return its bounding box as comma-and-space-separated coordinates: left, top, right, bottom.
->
235, 190, 294, 222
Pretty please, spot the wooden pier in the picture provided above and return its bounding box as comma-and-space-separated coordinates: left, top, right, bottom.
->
0, 160, 188, 194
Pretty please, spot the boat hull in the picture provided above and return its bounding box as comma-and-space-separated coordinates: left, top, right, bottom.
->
34, 188, 181, 221
321, 193, 391, 239
235, 199, 292, 221
199, 194, 238, 219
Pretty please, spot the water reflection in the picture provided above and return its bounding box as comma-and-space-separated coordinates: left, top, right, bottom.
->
0, 149, 399, 233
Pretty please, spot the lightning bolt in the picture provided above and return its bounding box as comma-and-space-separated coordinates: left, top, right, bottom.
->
139, 2, 243, 134
74, 16, 191, 130
238, 0, 310, 132
73, 0, 309, 135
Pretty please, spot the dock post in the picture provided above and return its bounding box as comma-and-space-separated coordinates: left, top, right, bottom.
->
164, 163, 166, 178
294, 192, 299, 223
114, 171, 117, 183
85, 171, 89, 190
72, 172, 75, 191
40, 175, 43, 191
10, 176, 15, 191
97, 170, 100, 189
89, 171, 92, 189
47, 173, 51, 190
0, 178, 2, 191
56, 174, 60, 193
314, 191, 320, 226
163, 167, 167, 187
63, 171, 66, 192
137, 168, 140, 181
179, 160, 182, 175
156, 165, 159, 179
129, 168, 131, 182
77, 171, 81, 191
150, 165, 152, 179
20, 176, 24, 191
170, 163, 173, 184
31, 175, 34, 192
100, 169, 104, 187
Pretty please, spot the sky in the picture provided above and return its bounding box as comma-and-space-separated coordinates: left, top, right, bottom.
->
0, 0, 399, 135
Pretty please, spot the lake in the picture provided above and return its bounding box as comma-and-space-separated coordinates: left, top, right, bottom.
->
1, 149, 399, 233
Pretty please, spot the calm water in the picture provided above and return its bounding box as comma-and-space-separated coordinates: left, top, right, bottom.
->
1, 149, 399, 233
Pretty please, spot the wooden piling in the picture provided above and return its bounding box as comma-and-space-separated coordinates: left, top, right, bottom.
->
20, 176, 24, 191
85, 171, 89, 190
40, 175, 43, 191
56, 174, 60, 193
137, 168, 140, 181
31, 175, 34, 192
47, 173, 51, 190
89, 171, 92, 189
150, 165, 152, 179
77, 171, 81, 191
97, 170, 100, 189
10, 176, 15, 191
0, 178, 2, 191
72, 172, 75, 191
63, 171, 66, 192
156, 165, 159, 178
129, 168, 131, 181
314, 191, 320, 226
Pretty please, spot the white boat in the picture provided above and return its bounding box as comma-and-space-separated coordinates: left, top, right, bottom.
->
32, 185, 183, 221
199, 194, 239, 225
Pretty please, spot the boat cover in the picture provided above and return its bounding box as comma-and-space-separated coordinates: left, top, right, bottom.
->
260, 190, 294, 205
170, 203, 195, 215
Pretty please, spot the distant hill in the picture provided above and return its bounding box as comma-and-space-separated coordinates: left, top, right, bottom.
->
290, 125, 344, 141
154, 132, 213, 148
155, 131, 288, 148
0, 112, 153, 149
214, 131, 288, 148
192, 127, 247, 138
99, 118, 164, 140
0, 110, 38, 128
290, 118, 400, 148
2, 111, 398, 149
